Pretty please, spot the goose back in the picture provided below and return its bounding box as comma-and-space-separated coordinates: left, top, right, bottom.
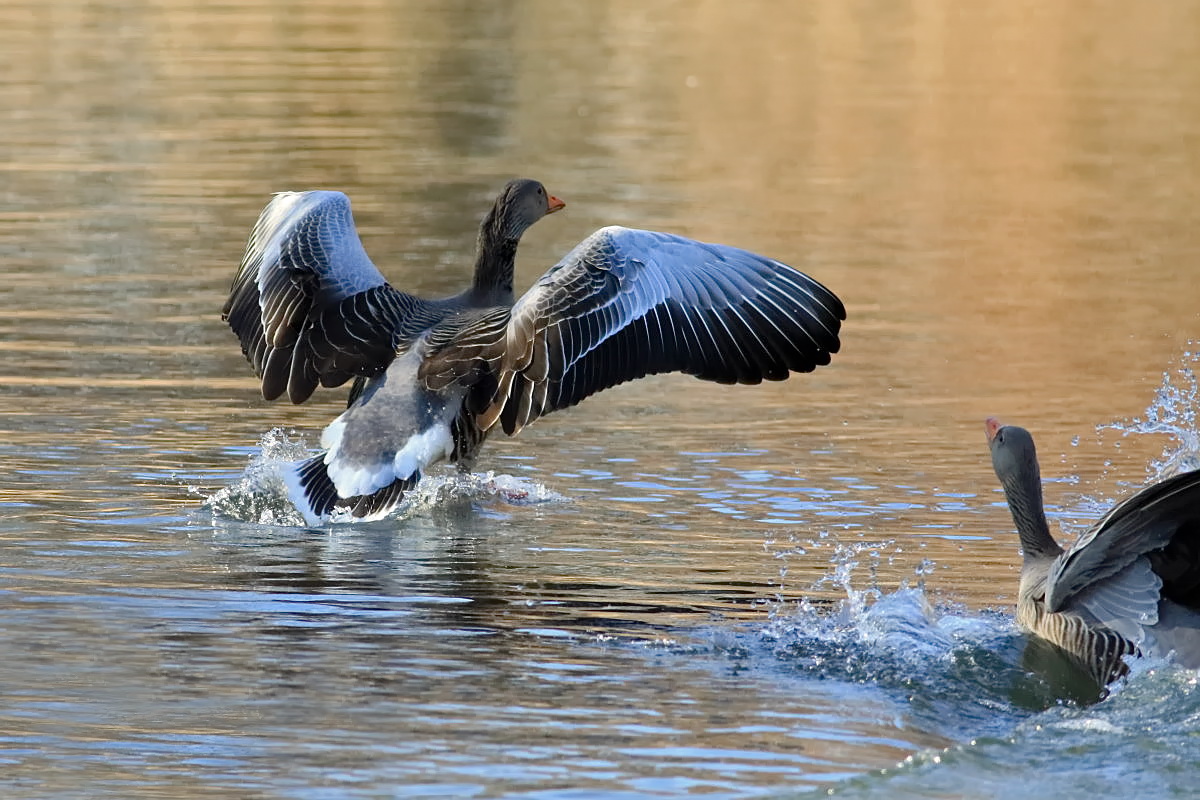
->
225, 182, 845, 523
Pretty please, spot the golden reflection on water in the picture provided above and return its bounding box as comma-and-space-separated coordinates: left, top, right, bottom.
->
1, 0, 1200, 792
0, 0, 1196, 596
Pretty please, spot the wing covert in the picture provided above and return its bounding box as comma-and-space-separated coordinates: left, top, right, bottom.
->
222, 191, 429, 403
420, 226, 845, 435
1045, 468, 1200, 613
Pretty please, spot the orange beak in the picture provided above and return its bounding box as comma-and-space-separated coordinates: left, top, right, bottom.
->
546, 194, 566, 215
985, 417, 1003, 443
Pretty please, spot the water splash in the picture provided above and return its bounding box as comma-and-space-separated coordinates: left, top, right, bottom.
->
203, 428, 310, 526
1097, 345, 1200, 480
395, 470, 569, 516
606, 560, 1200, 799
751, 543, 1104, 727
203, 429, 566, 526
765, 543, 996, 669
764, 534, 937, 624
827, 660, 1200, 800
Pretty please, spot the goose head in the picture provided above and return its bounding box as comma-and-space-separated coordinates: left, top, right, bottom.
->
488, 178, 565, 242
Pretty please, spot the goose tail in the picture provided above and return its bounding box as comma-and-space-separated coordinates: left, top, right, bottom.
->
282, 454, 418, 526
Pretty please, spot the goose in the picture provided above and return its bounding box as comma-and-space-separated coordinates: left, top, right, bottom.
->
986, 417, 1200, 686
223, 179, 845, 524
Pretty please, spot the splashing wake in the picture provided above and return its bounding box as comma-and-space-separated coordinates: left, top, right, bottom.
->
1098, 344, 1200, 479
203, 428, 566, 526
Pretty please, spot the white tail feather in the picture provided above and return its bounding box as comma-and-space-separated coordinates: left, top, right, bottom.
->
280, 461, 327, 527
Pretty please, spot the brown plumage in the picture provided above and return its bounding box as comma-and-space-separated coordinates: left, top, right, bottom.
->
222, 179, 845, 524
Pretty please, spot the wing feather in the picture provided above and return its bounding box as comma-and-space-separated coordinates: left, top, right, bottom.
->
1046, 468, 1200, 613
418, 226, 844, 435
222, 191, 442, 403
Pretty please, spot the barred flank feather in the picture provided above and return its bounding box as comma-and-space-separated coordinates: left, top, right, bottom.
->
1018, 595, 1138, 687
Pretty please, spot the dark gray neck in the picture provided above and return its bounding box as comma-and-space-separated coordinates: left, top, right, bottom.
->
1002, 469, 1064, 560
470, 214, 518, 305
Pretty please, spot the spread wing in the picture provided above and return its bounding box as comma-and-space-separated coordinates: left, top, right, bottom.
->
1046, 468, 1200, 615
222, 191, 437, 404
420, 226, 845, 435
1066, 556, 1162, 644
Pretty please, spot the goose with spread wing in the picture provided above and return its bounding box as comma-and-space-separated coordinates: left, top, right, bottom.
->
986, 417, 1200, 687
223, 179, 845, 524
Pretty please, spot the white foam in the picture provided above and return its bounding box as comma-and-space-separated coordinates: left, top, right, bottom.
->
1052, 717, 1123, 734
201, 428, 314, 527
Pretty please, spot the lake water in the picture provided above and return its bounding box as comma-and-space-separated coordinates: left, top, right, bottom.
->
3, 1, 1200, 797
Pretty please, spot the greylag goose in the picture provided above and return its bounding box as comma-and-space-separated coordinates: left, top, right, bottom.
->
223, 179, 845, 524
986, 417, 1200, 687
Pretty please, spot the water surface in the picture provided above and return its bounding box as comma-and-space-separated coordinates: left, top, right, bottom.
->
2, 1, 1199, 797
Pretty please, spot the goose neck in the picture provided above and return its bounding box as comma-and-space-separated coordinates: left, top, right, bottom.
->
1003, 470, 1064, 560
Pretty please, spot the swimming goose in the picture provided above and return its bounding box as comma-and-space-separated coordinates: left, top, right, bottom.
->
223, 179, 845, 524
986, 417, 1200, 686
